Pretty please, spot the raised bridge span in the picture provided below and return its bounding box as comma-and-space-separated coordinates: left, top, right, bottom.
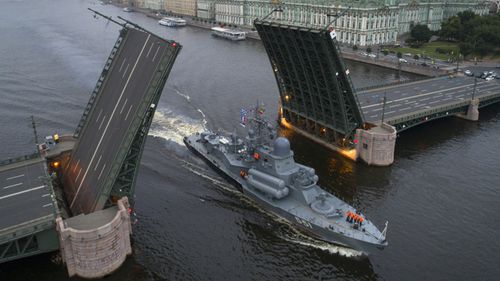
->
0, 16, 181, 278
254, 19, 500, 166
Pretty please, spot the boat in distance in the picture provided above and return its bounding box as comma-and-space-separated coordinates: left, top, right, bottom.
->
159, 17, 187, 27
183, 107, 388, 255
211, 27, 246, 41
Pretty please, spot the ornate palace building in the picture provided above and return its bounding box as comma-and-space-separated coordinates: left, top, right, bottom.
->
213, 0, 489, 46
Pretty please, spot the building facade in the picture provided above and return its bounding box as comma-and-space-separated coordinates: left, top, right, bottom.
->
165, 0, 197, 16
197, 0, 216, 19
214, 0, 490, 46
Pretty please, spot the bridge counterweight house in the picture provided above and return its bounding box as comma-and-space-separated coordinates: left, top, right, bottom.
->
254, 18, 500, 166
0, 18, 181, 278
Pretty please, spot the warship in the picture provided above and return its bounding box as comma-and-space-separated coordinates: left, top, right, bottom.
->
184, 106, 388, 255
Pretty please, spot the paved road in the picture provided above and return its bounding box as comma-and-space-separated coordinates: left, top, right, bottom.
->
358, 76, 500, 123
0, 159, 54, 230
64, 28, 176, 215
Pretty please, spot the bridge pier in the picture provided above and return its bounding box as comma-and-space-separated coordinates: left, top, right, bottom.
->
355, 123, 397, 166
56, 197, 132, 279
455, 98, 479, 121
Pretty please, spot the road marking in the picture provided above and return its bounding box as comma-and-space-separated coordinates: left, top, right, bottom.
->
386, 110, 396, 114
370, 114, 378, 118
43, 203, 53, 208
146, 42, 154, 57
120, 98, 128, 114
6, 174, 24, 180
42, 193, 50, 197
152, 45, 161, 62
399, 107, 411, 111
421, 97, 430, 101
95, 108, 103, 123
98, 115, 106, 130
75, 168, 82, 183
98, 164, 106, 180
361, 81, 485, 109
373, 108, 383, 112
118, 58, 127, 72
73, 159, 80, 173
0, 185, 45, 200
3, 182, 22, 189
124, 105, 133, 121
94, 155, 102, 171
70, 34, 152, 209
122, 63, 130, 79
429, 100, 440, 104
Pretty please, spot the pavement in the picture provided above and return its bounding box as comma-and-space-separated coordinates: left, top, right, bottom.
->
357, 75, 500, 122
64, 28, 177, 215
0, 158, 55, 230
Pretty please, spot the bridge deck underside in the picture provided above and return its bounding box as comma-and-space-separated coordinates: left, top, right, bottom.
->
0, 158, 55, 231
358, 76, 500, 131
254, 20, 364, 144
63, 28, 180, 215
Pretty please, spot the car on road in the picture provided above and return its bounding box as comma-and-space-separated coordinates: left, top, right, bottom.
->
464, 69, 473, 76
399, 58, 408, 63
485, 76, 494, 81
368, 53, 377, 58
360, 52, 368, 56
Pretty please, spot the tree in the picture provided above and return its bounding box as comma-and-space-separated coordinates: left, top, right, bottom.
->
411, 24, 432, 43
366, 47, 372, 53
397, 51, 402, 58
458, 42, 474, 58
353, 45, 358, 51
413, 54, 420, 60
382, 49, 389, 56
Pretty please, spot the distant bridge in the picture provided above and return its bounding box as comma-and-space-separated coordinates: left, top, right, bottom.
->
254, 19, 500, 165
0, 15, 181, 278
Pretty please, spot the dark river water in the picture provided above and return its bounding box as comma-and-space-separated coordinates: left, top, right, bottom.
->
1, 0, 499, 280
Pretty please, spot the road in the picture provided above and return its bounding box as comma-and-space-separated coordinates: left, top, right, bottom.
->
0, 159, 54, 230
357, 76, 500, 122
64, 28, 176, 215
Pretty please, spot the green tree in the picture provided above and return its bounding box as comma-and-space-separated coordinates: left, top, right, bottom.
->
397, 51, 402, 58
353, 45, 358, 51
413, 54, 420, 60
411, 24, 432, 43
366, 47, 372, 53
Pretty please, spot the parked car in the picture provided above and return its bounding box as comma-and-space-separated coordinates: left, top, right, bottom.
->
360, 52, 368, 56
368, 53, 377, 58
399, 58, 408, 63
485, 76, 494, 81
464, 69, 473, 76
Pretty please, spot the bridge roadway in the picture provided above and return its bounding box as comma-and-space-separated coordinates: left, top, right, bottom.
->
357, 76, 500, 125
65, 28, 176, 215
0, 158, 55, 231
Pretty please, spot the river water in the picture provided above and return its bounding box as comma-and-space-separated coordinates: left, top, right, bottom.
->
0, 0, 499, 280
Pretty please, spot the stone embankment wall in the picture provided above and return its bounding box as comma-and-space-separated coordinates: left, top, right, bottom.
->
56, 198, 132, 278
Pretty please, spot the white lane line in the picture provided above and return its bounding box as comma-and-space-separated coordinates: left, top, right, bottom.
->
6, 174, 24, 180
152, 45, 161, 62
73, 159, 80, 173
42, 193, 50, 197
98, 115, 107, 130
421, 97, 430, 101
98, 164, 106, 180
386, 110, 396, 114
146, 42, 154, 58
442, 97, 452, 101
75, 168, 82, 183
389, 103, 402, 108
399, 107, 412, 111
370, 114, 378, 118
0, 185, 45, 200
95, 109, 103, 123
124, 105, 133, 121
118, 58, 127, 72
361, 82, 482, 109
94, 155, 102, 171
43, 203, 53, 208
3, 182, 22, 189
122, 63, 130, 79
120, 98, 128, 114
70, 34, 152, 209
429, 100, 440, 104
373, 108, 383, 112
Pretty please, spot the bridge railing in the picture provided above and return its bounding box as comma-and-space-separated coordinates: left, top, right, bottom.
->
356, 76, 439, 93
0, 152, 40, 167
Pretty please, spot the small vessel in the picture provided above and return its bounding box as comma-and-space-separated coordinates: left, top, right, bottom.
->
122, 7, 133, 12
159, 17, 187, 27
211, 27, 246, 41
184, 105, 388, 255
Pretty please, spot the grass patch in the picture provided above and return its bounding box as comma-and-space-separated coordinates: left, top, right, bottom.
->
389, 41, 459, 61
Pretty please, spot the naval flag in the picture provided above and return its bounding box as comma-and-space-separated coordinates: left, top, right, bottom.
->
240, 108, 248, 127
328, 27, 337, 40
